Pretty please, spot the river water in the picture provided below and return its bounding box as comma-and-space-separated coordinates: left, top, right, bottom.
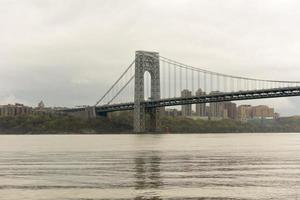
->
0, 133, 300, 200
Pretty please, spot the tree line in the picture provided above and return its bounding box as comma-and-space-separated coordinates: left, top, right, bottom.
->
0, 111, 300, 134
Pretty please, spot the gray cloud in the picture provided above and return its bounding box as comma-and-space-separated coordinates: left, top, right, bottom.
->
1, 0, 300, 115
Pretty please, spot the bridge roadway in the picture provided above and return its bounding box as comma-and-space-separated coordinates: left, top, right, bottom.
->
64, 86, 300, 114
96, 86, 300, 113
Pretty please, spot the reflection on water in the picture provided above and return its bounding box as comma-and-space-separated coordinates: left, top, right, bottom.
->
0, 133, 300, 199
134, 155, 162, 190
134, 154, 163, 200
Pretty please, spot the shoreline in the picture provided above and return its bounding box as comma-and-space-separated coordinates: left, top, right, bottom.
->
0, 131, 299, 135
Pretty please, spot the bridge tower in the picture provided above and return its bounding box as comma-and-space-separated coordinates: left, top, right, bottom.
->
134, 51, 161, 133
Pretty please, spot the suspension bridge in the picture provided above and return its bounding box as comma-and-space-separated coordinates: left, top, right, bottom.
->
65, 50, 300, 133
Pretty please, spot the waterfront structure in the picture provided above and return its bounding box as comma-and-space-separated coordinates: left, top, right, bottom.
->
251, 105, 274, 119
181, 89, 192, 117
224, 102, 237, 120
0, 102, 64, 117
34, 101, 59, 116
237, 105, 252, 122
133, 51, 161, 132
0, 103, 32, 117
237, 104, 275, 122
195, 89, 206, 117
209, 91, 227, 120
63, 50, 300, 133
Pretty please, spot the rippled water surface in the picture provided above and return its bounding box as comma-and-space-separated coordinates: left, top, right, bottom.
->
0, 133, 300, 199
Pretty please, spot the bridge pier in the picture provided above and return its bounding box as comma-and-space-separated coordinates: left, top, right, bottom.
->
148, 107, 161, 132
134, 51, 161, 133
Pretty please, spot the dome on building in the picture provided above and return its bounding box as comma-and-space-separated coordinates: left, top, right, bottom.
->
38, 101, 45, 108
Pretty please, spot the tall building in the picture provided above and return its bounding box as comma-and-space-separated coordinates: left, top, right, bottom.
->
224, 102, 237, 120
236, 104, 276, 121
209, 91, 226, 119
195, 88, 206, 117
237, 105, 252, 122
181, 89, 192, 117
0, 103, 32, 117
251, 105, 274, 119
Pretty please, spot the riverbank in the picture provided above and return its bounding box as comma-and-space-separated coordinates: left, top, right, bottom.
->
0, 114, 131, 134
1, 112, 300, 134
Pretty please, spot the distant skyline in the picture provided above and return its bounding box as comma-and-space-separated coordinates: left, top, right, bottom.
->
1, 0, 300, 116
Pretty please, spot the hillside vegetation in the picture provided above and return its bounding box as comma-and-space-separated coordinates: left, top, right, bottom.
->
0, 112, 300, 134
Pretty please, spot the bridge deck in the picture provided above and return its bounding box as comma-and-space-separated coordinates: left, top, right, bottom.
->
62, 87, 300, 113
95, 86, 300, 113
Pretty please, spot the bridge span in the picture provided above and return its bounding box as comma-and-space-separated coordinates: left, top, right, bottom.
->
63, 51, 300, 133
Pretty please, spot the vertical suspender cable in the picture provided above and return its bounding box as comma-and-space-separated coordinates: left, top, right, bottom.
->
217, 74, 220, 91
174, 64, 176, 97
145, 70, 148, 100
204, 72, 207, 93
162, 61, 165, 98
224, 76, 227, 92
186, 67, 188, 90
180, 67, 182, 93
210, 73, 213, 92
168, 62, 171, 98
192, 70, 194, 94
198, 71, 200, 91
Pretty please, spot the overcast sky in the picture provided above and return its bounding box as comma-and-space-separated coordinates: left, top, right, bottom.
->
1, 0, 300, 116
